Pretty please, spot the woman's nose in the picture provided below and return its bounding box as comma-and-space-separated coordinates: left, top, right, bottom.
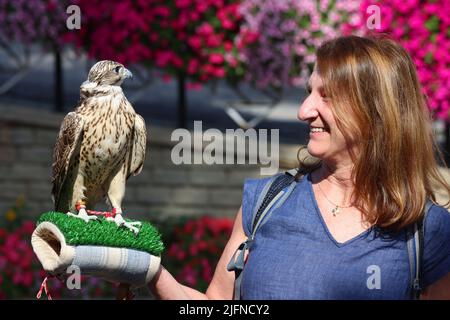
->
297, 97, 318, 121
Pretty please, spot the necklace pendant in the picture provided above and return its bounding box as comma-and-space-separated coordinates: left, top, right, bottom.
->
331, 206, 340, 217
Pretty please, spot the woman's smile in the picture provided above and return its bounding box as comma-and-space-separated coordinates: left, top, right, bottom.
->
309, 126, 329, 136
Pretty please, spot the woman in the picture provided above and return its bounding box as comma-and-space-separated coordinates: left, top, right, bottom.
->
148, 35, 450, 299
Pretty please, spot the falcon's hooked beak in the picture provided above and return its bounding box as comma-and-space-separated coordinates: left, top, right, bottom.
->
123, 68, 133, 79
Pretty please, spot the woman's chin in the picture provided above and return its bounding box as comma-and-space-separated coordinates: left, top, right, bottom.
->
307, 144, 326, 159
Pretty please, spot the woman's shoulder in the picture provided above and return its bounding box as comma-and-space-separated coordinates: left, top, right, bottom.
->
241, 171, 310, 235
241, 175, 274, 236
243, 175, 274, 191
243, 169, 308, 189
242, 171, 308, 201
241, 174, 281, 212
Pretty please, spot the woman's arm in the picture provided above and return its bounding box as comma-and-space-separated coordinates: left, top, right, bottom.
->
148, 206, 248, 300
421, 272, 450, 300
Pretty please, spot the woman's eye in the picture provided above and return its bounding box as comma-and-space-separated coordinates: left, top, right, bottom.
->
319, 89, 329, 100
114, 66, 121, 73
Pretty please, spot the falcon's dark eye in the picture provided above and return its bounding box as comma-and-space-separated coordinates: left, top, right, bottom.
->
114, 66, 122, 74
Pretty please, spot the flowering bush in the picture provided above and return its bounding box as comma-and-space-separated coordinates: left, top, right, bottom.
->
0, 0, 69, 48
69, 0, 246, 85
160, 215, 234, 292
0, 198, 115, 300
0, 220, 38, 299
0, 196, 233, 298
345, 0, 450, 120
236, 0, 361, 94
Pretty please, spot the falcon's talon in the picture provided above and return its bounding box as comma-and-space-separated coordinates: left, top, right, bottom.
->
119, 221, 141, 234
111, 214, 142, 234
67, 208, 98, 223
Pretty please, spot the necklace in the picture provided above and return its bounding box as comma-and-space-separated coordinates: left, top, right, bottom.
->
316, 180, 353, 217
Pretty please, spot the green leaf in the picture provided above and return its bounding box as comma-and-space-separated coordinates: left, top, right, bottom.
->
283, 9, 297, 20
312, 30, 323, 38
430, 33, 437, 43
211, 17, 221, 29
424, 52, 433, 65
298, 15, 311, 28
425, 16, 439, 33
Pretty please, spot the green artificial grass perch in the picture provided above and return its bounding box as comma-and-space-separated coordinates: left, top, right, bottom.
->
37, 212, 164, 255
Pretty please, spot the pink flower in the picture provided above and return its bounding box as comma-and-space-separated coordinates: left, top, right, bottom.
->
175, 0, 191, 9
46, 0, 57, 11
201, 259, 212, 282
190, 11, 200, 21
197, 23, 214, 36
154, 6, 171, 18
212, 67, 225, 78
206, 34, 221, 47
221, 19, 234, 30
188, 36, 202, 50
189, 243, 198, 255
209, 53, 224, 64
187, 59, 200, 74
177, 250, 186, 260
21, 271, 33, 287
224, 41, 233, 51
171, 55, 184, 68
21, 221, 35, 235
179, 265, 197, 286
196, 2, 209, 14
12, 272, 22, 285
155, 50, 174, 68
226, 54, 238, 67
0, 257, 6, 270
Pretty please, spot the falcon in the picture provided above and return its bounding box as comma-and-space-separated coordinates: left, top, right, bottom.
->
51, 60, 146, 234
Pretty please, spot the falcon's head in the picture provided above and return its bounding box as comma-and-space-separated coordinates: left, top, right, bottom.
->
87, 60, 132, 86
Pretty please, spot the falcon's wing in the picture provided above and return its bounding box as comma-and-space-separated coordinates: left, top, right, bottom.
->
127, 114, 147, 178
51, 112, 84, 209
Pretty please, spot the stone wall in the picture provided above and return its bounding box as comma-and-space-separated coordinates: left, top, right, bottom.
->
0, 103, 300, 221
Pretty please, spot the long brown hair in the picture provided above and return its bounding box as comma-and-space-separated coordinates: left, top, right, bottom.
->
299, 35, 450, 232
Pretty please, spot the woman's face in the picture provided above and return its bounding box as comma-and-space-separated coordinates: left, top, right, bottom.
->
297, 71, 355, 166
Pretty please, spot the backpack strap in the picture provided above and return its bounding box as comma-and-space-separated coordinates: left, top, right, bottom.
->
406, 201, 432, 300
227, 169, 304, 300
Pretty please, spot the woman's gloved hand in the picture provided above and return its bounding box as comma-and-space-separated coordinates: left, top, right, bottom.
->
31, 221, 161, 289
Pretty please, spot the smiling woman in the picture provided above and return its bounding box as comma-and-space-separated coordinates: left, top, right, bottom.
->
306, 35, 450, 232
148, 35, 450, 300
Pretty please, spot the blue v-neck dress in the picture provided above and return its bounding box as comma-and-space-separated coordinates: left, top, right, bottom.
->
240, 173, 450, 299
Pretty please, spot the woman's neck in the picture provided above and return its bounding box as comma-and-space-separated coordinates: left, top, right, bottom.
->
312, 161, 356, 206
319, 162, 354, 187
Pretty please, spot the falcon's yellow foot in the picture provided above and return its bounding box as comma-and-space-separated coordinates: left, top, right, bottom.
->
110, 213, 141, 235
67, 208, 98, 222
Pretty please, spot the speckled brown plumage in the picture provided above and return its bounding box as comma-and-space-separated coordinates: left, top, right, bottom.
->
51, 60, 147, 214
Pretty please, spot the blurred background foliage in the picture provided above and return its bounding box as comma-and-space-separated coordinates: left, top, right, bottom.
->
0, 0, 447, 113
0, 197, 233, 299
